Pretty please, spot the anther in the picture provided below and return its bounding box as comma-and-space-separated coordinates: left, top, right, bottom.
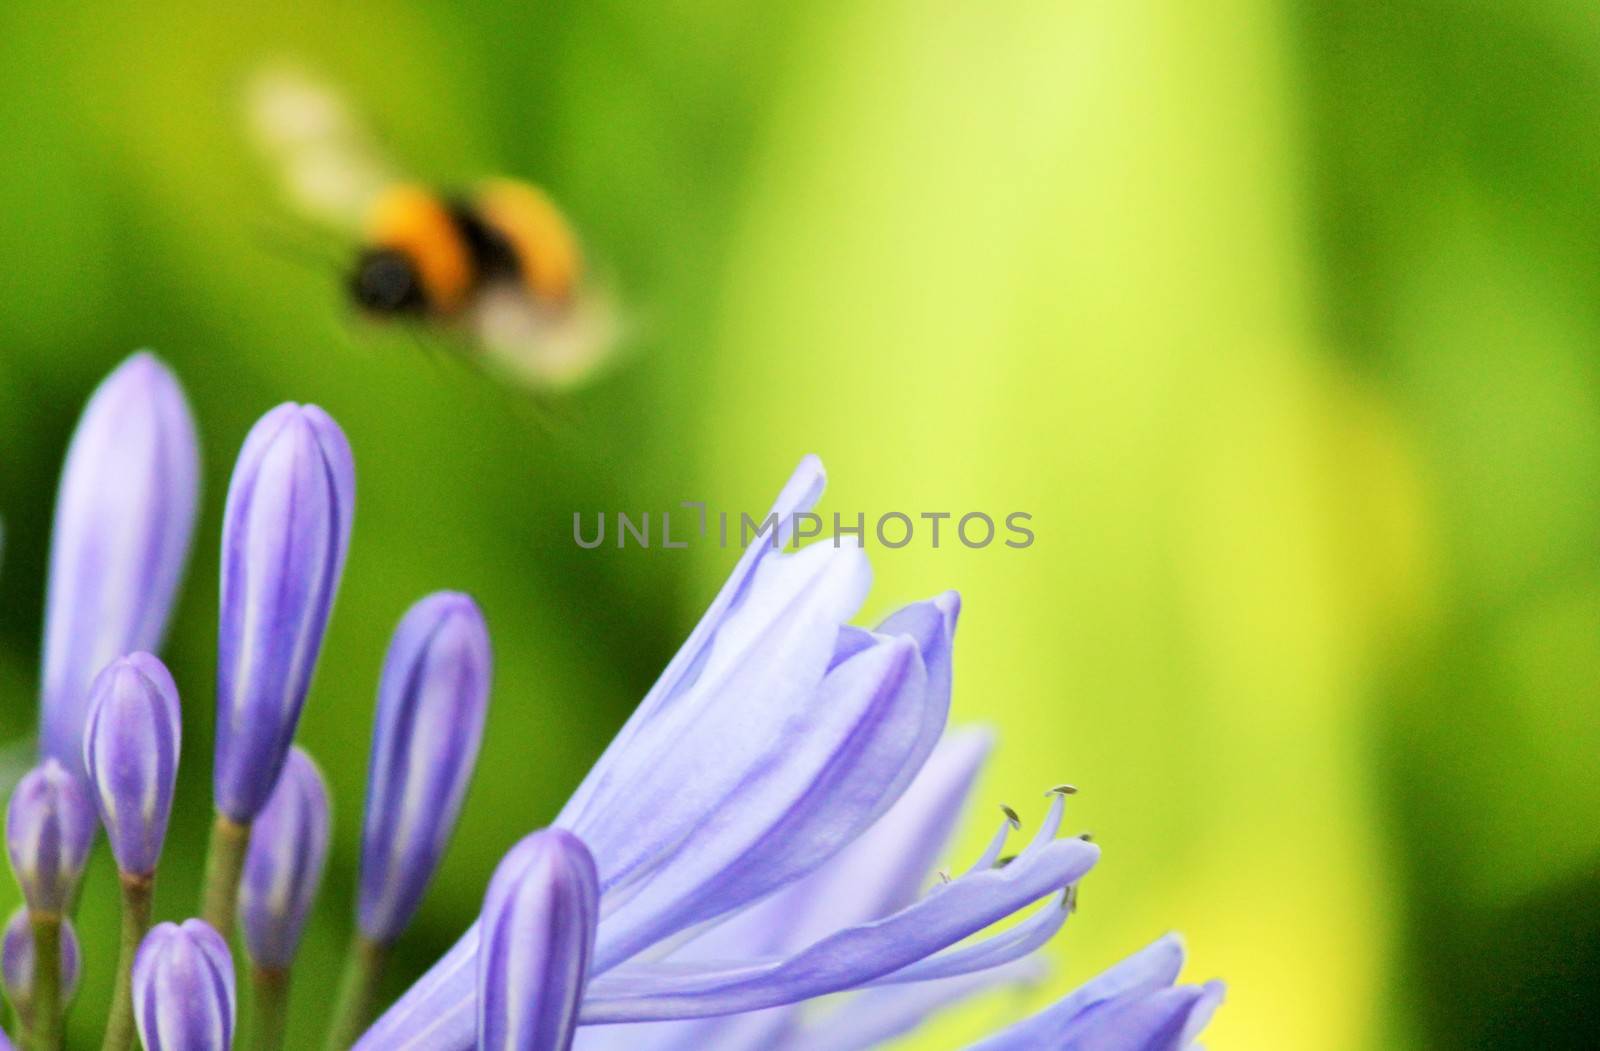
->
1046, 784, 1078, 797
999, 804, 1021, 831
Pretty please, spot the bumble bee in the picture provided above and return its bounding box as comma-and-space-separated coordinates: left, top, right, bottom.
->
248, 68, 620, 389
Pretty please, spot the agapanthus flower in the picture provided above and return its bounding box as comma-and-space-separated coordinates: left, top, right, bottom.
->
0, 356, 1221, 1051
82, 652, 183, 878
214, 401, 354, 825
358, 591, 491, 946
570, 727, 1222, 1051
238, 747, 332, 972
356, 457, 1127, 1050
476, 829, 598, 1051
965, 936, 1223, 1050
5, 759, 96, 915
133, 920, 236, 1051
39, 352, 200, 777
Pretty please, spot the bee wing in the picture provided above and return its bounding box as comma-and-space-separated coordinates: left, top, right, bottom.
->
467, 282, 627, 391
248, 66, 397, 232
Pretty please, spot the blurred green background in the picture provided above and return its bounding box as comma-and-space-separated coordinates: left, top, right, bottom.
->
1, 0, 1597, 1047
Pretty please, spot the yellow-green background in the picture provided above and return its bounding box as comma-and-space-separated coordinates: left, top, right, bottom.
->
1, 1, 1596, 1048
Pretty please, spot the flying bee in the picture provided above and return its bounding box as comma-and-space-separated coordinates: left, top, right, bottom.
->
248, 67, 621, 390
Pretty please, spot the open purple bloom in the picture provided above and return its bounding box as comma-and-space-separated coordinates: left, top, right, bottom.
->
82, 652, 182, 876
574, 727, 1050, 1051
214, 403, 354, 823
39, 352, 200, 778
477, 829, 598, 1051
238, 747, 331, 971
359, 592, 491, 946
357, 457, 1099, 1050
964, 936, 1223, 1051
133, 920, 236, 1051
2, 908, 82, 1015
5, 759, 95, 914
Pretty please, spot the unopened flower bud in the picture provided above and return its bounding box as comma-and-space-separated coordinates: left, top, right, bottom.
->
82, 652, 182, 876
214, 403, 354, 823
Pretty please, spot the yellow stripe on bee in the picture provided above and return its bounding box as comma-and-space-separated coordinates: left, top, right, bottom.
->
364, 185, 474, 314
474, 178, 583, 305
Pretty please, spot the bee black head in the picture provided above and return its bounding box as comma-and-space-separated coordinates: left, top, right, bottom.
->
349, 249, 427, 314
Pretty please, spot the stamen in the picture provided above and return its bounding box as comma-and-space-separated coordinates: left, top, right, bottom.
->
1046, 784, 1078, 797
999, 804, 1022, 831
1026, 792, 1068, 851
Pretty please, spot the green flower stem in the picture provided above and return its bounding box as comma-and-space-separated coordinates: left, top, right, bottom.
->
247, 965, 291, 1051
27, 911, 62, 1051
100, 872, 155, 1051
199, 812, 251, 939
323, 935, 388, 1051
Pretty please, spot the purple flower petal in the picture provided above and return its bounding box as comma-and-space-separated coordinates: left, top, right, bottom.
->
557, 455, 829, 832
477, 830, 599, 1051
572, 727, 999, 1051
688, 723, 991, 963
564, 537, 872, 903
359, 592, 491, 945
588, 629, 930, 971
41, 352, 199, 777
578, 800, 1096, 1023
214, 403, 354, 823
787, 959, 1046, 1051
961, 935, 1216, 1051
133, 920, 236, 1051
82, 652, 182, 876
238, 748, 330, 970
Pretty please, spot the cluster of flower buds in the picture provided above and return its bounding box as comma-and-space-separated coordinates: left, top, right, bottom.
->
0, 355, 1223, 1051
1, 354, 494, 1051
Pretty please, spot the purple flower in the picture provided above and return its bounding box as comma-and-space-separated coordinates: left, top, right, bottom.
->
477, 830, 598, 1051
579, 731, 1222, 1051
358, 592, 491, 945
2, 908, 82, 1014
40, 352, 200, 777
964, 937, 1223, 1051
5, 759, 96, 914
82, 652, 182, 876
133, 920, 236, 1051
214, 403, 354, 823
575, 727, 1039, 1051
358, 457, 1100, 1050
238, 747, 331, 971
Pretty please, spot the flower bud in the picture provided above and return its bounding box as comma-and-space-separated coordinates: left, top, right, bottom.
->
41, 352, 200, 776
476, 829, 598, 1051
359, 592, 491, 944
214, 403, 354, 823
82, 652, 181, 876
238, 748, 330, 971
5, 760, 95, 914
1, 908, 82, 1015
133, 920, 236, 1051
